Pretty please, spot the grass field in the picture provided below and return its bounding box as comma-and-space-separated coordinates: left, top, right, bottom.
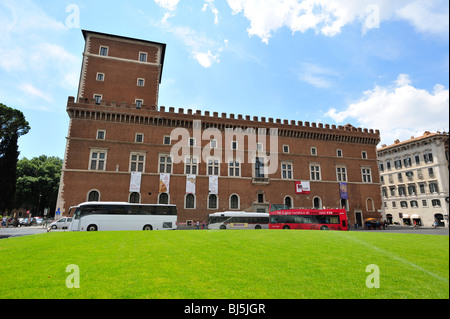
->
0, 230, 448, 299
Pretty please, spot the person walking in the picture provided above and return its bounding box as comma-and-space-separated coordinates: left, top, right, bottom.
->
196, 220, 200, 229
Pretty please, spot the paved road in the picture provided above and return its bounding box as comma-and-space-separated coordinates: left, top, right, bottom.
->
1, 225, 448, 239
0, 226, 48, 239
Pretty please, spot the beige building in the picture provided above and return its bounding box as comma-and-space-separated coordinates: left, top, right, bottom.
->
377, 132, 449, 227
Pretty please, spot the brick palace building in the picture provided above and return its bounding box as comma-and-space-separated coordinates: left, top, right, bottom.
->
56, 30, 383, 227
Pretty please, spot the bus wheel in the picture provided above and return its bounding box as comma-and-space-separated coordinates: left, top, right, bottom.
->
282, 225, 290, 230
219, 225, 226, 230
143, 224, 153, 231
87, 224, 98, 231
320, 226, 329, 230
255, 225, 261, 229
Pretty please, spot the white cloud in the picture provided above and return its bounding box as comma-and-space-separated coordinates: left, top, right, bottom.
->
295, 62, 339, 88
0, 0, 80, 110
154, 0, 179, 11
20, 83, 52, 102
226, 0, 448, 43
163, 25, 223, 68
193, 50, 220, 68
396, 0, 449, 35
202, 0, 220, 25
325, 74, 449, 145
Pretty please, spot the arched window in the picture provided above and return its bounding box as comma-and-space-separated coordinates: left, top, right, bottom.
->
129, 192, 140, 203
88, 190, 100, 201
313, 197, 322, 209
185, 194, 195, 209
208, 194, 218, 209
230, 194, 239, 210
159, 193, 169, 204
284, 196, 292, 209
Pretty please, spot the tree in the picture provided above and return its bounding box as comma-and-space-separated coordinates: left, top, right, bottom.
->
0, 103, 30, 213
14, 156, 63, 217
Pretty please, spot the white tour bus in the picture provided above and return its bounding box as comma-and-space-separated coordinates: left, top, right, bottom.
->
68, 202, 177, 231
208, 212, 270, 230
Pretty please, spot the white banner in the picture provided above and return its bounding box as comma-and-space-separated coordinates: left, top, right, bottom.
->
129, 172, 142, 192
159, 173, 170, 193
186, 174, 196, 194
209, 175, 218, 195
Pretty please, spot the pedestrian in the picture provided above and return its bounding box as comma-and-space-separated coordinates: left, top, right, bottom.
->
196, 220, 200, 229
202, 220, 206, 229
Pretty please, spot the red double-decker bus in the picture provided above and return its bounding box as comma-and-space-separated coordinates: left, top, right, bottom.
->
269, 205, 348, 231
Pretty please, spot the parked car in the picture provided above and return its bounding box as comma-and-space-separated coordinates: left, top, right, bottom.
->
34, 217, 43, 225
49, 217, 73, 230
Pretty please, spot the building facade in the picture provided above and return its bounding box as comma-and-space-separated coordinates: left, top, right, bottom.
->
377, 132, 449, 227
56, 30, 383, 226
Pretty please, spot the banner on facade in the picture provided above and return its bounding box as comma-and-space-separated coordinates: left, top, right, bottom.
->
186, 174, 196, 194
209, 175, 218, 195
129, 172, 142, 192
339, 183, 348, 199
295, 181, 310, 194
159, 173, 170, 193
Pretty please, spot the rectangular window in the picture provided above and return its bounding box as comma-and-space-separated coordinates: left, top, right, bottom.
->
394, 160, 402, 169
89, 150, 107, 171
419, 183, 426, 194
139, 52, 147, 62
361, 167, 372, 183
137, 78, 145, 87
403, 157, 412, 167
94, 94, 102, 105
311, 147, 317, 155
210, 139, 217, 149
361, 151, 367, 159
96, 130, 105, 140
135, 99, 143, 109
398, 185, 406, 196
135, 133, 144, 143
255, 157, 265, 178
310, 164, 321, 181
163, 136, 171, 145
283, 145, 290, 153
281, 162, 293, 179
422, 199, 427, 207
415, 155, 421, 165
336, 149, 343, 157
336, 166, 347, 182
228, 160, 240, 177
130, 153, 145, 172
231, 141, 238, 150
159, 155, 172, 174
429, 182, 439, 193
207, 158, 220, 176
256, 143, 263, 152
96, 73, 104, 81
99, 46, 108, 56
185, 157, 198, 175
190, 138, 196, 147
424, 153, 433, 163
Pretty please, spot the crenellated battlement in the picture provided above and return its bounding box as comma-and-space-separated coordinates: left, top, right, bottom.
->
67, 96, 380, 144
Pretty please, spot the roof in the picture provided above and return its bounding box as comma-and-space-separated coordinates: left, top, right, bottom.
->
378, 131, 449, 151
81, 29, 167, 83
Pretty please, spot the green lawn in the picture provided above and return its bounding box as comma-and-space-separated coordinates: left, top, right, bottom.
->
0, 230, 448, 299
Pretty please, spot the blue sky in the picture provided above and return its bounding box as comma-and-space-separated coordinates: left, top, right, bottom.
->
0, 0, 448, 160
